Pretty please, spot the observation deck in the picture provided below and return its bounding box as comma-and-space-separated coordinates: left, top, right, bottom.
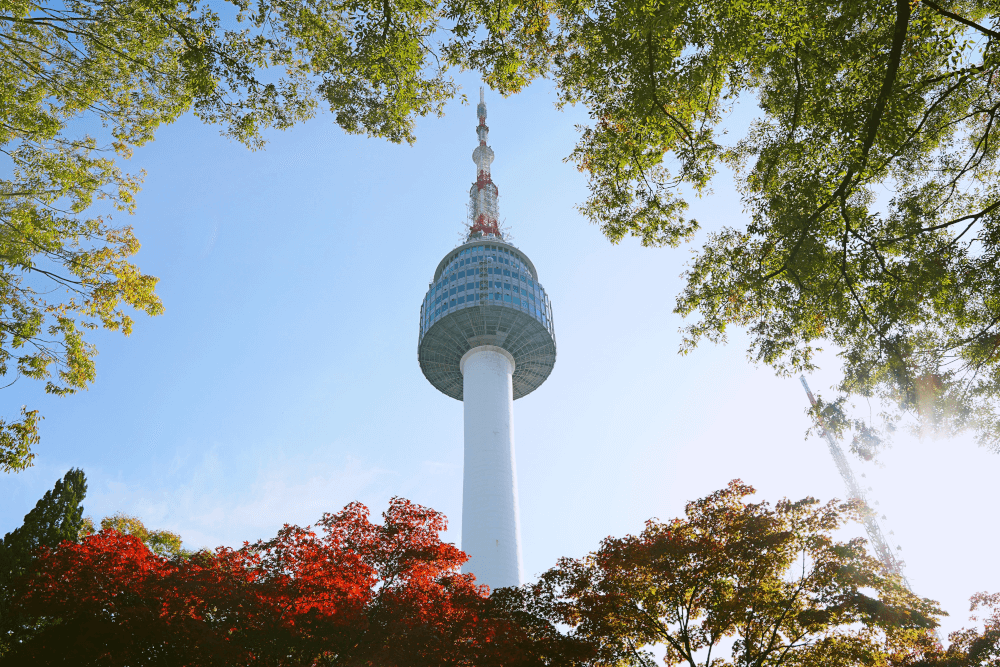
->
418, 239, 556, 400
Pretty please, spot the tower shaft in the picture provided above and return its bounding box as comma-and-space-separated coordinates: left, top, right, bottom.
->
460, 346, 522, 589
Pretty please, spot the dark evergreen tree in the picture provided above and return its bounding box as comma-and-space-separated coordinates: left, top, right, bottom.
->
0, 468, 87, 649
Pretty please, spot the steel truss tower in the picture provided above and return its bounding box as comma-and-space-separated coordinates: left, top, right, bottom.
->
800, 377, 909, 586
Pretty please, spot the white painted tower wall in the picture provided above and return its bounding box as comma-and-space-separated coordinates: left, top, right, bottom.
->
459, 345, 523, 589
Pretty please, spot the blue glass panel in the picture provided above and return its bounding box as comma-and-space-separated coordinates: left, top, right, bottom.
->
450, 299, 456, 306
449, 288, 456, 296
457, 284, 465, 292
466, 282, 474, 290
529, 293, 535, 301
513, 297, 521, 306
503, 269, 511, 277
504, 283, 511, 290
458, 296, 465, 303
504, 294, 512, 302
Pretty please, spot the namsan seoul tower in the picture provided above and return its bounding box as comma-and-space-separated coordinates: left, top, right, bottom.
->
417, 90, 556, 590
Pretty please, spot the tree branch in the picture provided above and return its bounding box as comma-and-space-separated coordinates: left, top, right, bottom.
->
921, 0, 1000, 39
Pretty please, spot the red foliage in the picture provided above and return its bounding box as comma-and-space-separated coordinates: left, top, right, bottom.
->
4, 497, 567, 666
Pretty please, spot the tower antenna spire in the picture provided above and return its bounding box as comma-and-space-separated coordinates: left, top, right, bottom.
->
468, 87, 501, 239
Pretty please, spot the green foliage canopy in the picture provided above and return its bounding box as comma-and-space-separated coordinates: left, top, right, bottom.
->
14, 0, 1000, 463
540, 0, 1000, 452
0, 0, 548, 472
0, 467, 87, 650
79, 512, 187, 559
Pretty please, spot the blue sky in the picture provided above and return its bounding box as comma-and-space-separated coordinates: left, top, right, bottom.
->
3, 71, 997, 638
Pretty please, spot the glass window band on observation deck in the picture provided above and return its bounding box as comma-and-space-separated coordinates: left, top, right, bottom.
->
419, 241, 554, 344
431, 240, 538, 283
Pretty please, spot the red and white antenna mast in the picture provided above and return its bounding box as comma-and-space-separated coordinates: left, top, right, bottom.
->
467, 87, 502, 239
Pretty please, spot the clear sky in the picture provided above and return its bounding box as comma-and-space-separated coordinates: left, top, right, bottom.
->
3, 71, 997, 639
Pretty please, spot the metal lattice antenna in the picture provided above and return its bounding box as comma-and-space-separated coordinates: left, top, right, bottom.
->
467, 87, 501, 240
800, 377, 912, 589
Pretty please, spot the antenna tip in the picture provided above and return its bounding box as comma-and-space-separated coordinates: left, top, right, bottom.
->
480, 86, 484, 103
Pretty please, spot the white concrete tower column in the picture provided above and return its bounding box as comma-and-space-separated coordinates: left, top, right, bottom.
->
459, 345, 522, 590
